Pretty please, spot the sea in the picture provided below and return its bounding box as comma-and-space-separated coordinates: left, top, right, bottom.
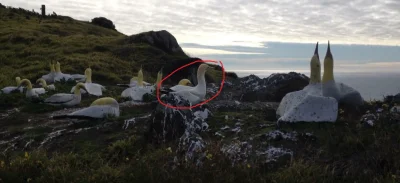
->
232, 70, 400, 101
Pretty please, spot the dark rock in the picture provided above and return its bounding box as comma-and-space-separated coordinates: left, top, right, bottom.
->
125, 30, 185, 55
91, 17, 116, 30
214, 72, 309, 102
162, 57, 202, 85
145, 93, 210, 145
207, 100, 279, 113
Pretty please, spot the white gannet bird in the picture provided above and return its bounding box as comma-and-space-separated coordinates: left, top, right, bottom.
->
44, 82, 87, 106
57, 97, 120, 119
276, 42, 338, 122
18, 79, 46, 98
168, 79, 193, 92
70, 67, 105, 96
41, 62, 56, 84
121, 68, 162, 100
70, 68, 86, 82
166, 63, 210, 105
1, 77, 24, 94
116, 67, 151, 87
36, 78, 56, 91
54, 61, 74, 82
129, 67, 151, 87
322, 41, 364, 107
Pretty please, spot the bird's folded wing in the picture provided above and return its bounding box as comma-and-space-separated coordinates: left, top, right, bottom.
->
45, 93, 76, 103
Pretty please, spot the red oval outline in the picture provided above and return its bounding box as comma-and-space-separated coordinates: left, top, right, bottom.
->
156, 59, 225, 109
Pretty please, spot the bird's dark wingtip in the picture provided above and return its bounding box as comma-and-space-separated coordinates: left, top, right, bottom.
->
325, 40, 333, 59
314, 42, 319, 56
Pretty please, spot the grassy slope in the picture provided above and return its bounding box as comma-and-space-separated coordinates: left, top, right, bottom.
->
0, 6, 187, 88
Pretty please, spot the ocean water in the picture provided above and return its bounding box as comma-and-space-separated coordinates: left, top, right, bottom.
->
232, 70, 400, 101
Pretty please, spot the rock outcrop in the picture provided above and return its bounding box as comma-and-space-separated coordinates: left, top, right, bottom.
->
214, 72, 309, 102
126, 30, 185, 55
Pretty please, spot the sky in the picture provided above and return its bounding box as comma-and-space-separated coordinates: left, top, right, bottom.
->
3, 0, 400, 75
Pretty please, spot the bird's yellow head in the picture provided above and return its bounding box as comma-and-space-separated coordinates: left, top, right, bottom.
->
74, 82, 87, 95
55, 61, 61, 72
15, 77, 21, 85
85, 67, 92, 83
322, 41, 334, 83
178, 79, 192, 86
36, 78, 47, 87
90, 97, 119, 107
155, 69, 163, 85
310, 42, 321, 84
137, 67, 144, 87
19, 79, 32, 90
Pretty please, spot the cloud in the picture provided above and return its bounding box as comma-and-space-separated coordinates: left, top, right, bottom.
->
3, 0, 400, 46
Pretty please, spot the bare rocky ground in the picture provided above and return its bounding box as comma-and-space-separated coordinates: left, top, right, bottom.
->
1, 75, 400, 182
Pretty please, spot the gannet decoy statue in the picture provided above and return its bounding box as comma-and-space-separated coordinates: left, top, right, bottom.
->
44, 82, 87, 106
321, 41, 364, 107
41, 62, 56, 84
120, 68, 162, 101
53, 97, 120, 119
1, 77, 24, 94
70, 67, 105, 96
54, 61, 74, 82
18, 79, 46, 98
276, 42, 338, 122
36, 78, 56, 91
70, 68, 86, 82
165, 63, 211, 105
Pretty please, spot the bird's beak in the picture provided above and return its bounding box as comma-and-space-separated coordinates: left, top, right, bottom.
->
82, 87, 88, 93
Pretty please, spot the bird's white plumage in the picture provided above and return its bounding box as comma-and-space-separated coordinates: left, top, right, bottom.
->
1, 86, 23, 94
54, 61, 74, 82
165, 64, 209, 105
70, 68, 105, 96
41, 63, 56, 83
68, 105, 120, 118
171, 89, 203, 105
71, 74, 86, 82
44, 93, 79, 106
18, 79, 46, 98
122, 86, 153, 101
45, 83, 86, 106
66, 97, 120, 118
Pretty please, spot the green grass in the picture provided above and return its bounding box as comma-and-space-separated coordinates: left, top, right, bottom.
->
0, 5, 188, 88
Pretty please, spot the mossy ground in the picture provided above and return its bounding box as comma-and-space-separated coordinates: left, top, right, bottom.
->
1, 81, 400, 183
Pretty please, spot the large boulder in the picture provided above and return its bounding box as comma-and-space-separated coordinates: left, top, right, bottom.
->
145, 94, 210, 154
125, 30, 185, 55
214, 72, 309, 102
91, 17, 116, 30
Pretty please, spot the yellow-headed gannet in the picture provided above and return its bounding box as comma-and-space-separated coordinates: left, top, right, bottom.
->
41, 62, 56, 84
63, 97, 120, 118
167, 63, 210, 105
18, 79, 46, 98
54, 61, 74, 82
121, 68, 162, 100
36, 78, 56, 91
44, 82, 87, 106
70, 67, 105, 96
1, 77, 24, 94
276, 42, 338, 122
